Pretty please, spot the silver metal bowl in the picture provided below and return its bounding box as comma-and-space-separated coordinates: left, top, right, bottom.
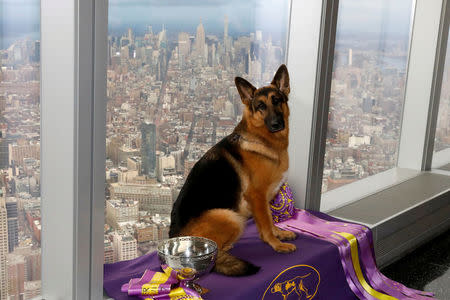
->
157, 236, 218, 278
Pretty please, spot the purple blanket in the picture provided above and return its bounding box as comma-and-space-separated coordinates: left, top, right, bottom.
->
104, 211, 358, 300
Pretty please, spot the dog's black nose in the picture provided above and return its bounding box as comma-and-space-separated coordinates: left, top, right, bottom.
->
269, 119, 284, 132
271, 120, 281, 128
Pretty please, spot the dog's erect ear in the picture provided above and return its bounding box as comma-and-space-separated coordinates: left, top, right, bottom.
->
271, 64, 290, 96
235, 77, 256, 106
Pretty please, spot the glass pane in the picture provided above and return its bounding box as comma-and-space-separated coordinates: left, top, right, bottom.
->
434, 33, 450, 153
1, 1, 42, 299
322, 0, 413, 193
105, 0, 290, 261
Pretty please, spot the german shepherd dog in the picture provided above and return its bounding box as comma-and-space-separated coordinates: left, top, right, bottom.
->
169, 65, 296, 276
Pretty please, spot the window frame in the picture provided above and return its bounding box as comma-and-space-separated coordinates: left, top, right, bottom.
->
286, 0, 339, 209
41, 0, 106, 299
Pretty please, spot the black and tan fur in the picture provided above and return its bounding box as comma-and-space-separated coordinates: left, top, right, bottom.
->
169, 65, 296, 276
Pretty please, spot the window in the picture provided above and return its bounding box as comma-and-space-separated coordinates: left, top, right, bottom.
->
433, 30, 450, 166
0, 0, 42, 299
104, 0, 291, 261
322, 0, 414, 193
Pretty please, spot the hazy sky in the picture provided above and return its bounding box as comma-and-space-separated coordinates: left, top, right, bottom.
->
108, 0, 290, 38
337, 0, 413, 35
1, 0, 414, 49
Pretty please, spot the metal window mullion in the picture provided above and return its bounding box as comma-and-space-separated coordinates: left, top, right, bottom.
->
286, 0, 337, 209
41, 0, 102, 299
75, 0, 95, 298
41, 0, 77, 298
422, 0, 450, 170
305, 0, 339, 211
91, 0, 108, 299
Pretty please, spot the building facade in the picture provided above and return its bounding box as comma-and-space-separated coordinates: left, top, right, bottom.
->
0, 193, 8, 300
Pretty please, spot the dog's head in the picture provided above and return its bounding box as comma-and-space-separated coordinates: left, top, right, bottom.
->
235, 64, 290, 134
270, 283, 283, 294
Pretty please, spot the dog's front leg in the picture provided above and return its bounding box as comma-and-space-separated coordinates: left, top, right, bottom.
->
265, 193, 296, 241
246, 188, 296, 253
273, 223, 297, 241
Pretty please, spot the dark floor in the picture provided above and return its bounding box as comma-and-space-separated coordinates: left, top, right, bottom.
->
382, 230, 450, 300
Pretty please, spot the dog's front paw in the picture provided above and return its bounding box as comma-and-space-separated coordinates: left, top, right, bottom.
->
272, 242, 297, 253
275, 228, 297, 241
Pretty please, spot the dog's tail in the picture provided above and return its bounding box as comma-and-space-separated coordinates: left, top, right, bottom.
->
213, 250, 260, 276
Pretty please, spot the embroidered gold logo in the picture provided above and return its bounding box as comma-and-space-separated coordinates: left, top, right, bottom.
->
262, 265, 320, 300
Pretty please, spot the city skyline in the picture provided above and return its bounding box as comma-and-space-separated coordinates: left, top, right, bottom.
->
1, 0, 413, 50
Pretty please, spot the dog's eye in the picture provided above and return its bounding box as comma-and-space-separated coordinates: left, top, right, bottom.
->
272, 96, 281, 105
257, 102, 266, 111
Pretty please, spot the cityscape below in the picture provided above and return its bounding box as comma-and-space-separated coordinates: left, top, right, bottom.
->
0, 3, 450, 300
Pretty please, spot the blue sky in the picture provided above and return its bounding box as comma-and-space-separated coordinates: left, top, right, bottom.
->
1, 0, 413, 49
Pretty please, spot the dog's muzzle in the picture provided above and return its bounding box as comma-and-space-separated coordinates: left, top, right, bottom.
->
268, 118, 285, 133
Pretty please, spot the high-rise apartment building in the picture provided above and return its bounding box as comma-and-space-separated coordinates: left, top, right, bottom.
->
8, 141, 40, 166
141, 122, 156, 177
0, 192, 8, 300
112, 232, 137, 262
7, 253, 26, 300
0, 137, 10, 169
6, 199, 18, 252
24, 249, 41, 281
104, 238, 115, 264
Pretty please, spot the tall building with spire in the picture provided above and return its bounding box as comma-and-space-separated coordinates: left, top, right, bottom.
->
159, 24, 168, 49
224, 15, 231, 53
348, 48, 353, 66
0, 189, 8, 300
224, 15, 228, 40
195, 19, 206, 57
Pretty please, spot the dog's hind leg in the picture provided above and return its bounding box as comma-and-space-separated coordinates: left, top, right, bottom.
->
180, 208, 259, 276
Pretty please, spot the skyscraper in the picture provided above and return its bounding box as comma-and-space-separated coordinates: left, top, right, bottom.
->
7, 253, 26, 299
224, 15, 231, 53
6, 199, 18, 252
158, 25, 168, 49
224, 15, 228, 39
127, 28, 134, 45
0, 190, 8, 300
141, 122, 156, 177
195, 19, 206, 57
348, 48, 353, 66
0, 96, 6, 114
178, 32, 191, 58
0, 137, 10, 169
